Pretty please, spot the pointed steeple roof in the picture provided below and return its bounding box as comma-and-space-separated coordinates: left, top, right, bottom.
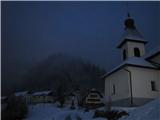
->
117, 13, 147, 48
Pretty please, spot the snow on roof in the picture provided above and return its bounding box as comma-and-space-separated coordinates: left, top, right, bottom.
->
144, 46, 160, 59
103, 57, 157, 78
1, 96, 7, 100
123, 29, 144, 41
32, 91, 52, 96
124, 57, 157, 68
117, 28, 147, 48
15, 91, 29, 96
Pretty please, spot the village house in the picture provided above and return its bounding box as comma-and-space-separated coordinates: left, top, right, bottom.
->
1, 96, 8, 110
103, 14, 160, 107
14, 91, 32, 104
83, 88, 104, 108
31, 90, 55, 103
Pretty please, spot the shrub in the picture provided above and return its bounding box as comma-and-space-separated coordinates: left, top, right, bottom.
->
1, 95, 28, 120
93, 110, 106, 118
65, 114, 72, 120
105, 110, 129, 120
57, 85, 66, 108
84, 107, 89, 112
76, 115, 82, 120
58, 95, 65, 108
70, 100, 75, 109
93, 109, 129, 120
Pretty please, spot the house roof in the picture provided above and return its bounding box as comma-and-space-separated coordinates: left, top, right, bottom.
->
102, 57, 158, 78
15, 91, 29, 97
1, 96, 7, 100
32, 91, 52, 96
88, 88, 103, 98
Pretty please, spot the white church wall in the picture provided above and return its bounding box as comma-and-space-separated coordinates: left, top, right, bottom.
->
127, 42, 145, 58
128, 66, 159, 99
121, 43, 129, 59
105, 68, 130, 102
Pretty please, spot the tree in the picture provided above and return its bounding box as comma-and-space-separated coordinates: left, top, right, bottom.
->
2, 95, 28, 120
57, 84, 66, 107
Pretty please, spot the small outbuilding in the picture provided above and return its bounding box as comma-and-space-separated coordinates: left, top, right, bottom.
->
1, 96, 8, 110
84, 88, 104, 108
31, 90, 55, 103
14, 91, 32, 104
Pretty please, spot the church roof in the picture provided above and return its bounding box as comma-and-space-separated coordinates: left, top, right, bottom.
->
117, 14, 147, 48
102, 57, 158, 78
144, 46, 160, 60
117, 28, 147, 48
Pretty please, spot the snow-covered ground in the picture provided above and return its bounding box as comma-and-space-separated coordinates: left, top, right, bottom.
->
120, 98, 160, 120
25, 98, 160, 120
25, 103, 105, 120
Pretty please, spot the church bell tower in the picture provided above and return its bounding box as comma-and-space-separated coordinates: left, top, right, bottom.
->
117, 13, 147, 61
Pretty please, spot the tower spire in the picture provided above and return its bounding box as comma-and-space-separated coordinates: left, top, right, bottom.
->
124, 13, 135, 29
126, 2, 130, 17
127, 12, 130, 18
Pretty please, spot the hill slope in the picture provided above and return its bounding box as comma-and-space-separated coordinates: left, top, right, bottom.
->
24, 54, 106, 92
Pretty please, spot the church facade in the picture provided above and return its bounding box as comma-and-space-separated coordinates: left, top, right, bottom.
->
103, 14, 160, 107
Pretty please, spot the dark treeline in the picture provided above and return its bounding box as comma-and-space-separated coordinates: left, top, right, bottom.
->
3, 53, 106, 95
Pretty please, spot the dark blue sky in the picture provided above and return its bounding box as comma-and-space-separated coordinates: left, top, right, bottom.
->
2, 1, 160, 85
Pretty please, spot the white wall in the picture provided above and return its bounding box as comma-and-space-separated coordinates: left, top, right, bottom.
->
127, 42, 145, 57
121, 41, 145, 60
128, 67, 159, 98
105, 68, 130, 102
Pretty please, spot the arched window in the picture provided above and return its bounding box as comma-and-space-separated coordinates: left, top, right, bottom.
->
134, 47, 140, 57
123, 49, 126, 60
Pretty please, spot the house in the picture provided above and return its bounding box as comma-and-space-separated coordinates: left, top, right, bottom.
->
1, 96, 8, 110
83, 88, 104, 108
31, 90, 55, 103
14, 91, 32, 104
103, 14, 160, 107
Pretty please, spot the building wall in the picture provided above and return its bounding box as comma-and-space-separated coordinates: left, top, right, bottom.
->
127, 67, 159, 99
105, 68, 130, 102
121, 42, 145, 60
127, 42, 145, 57
85, 93, 102, 104
31, 96, 54, 103
105, 66, 160, 106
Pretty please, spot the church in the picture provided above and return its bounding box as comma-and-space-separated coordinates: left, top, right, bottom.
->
103, 14, 160, 107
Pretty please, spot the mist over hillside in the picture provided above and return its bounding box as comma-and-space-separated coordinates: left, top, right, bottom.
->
2, 53, 106, 95
24, 53, 106, 92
